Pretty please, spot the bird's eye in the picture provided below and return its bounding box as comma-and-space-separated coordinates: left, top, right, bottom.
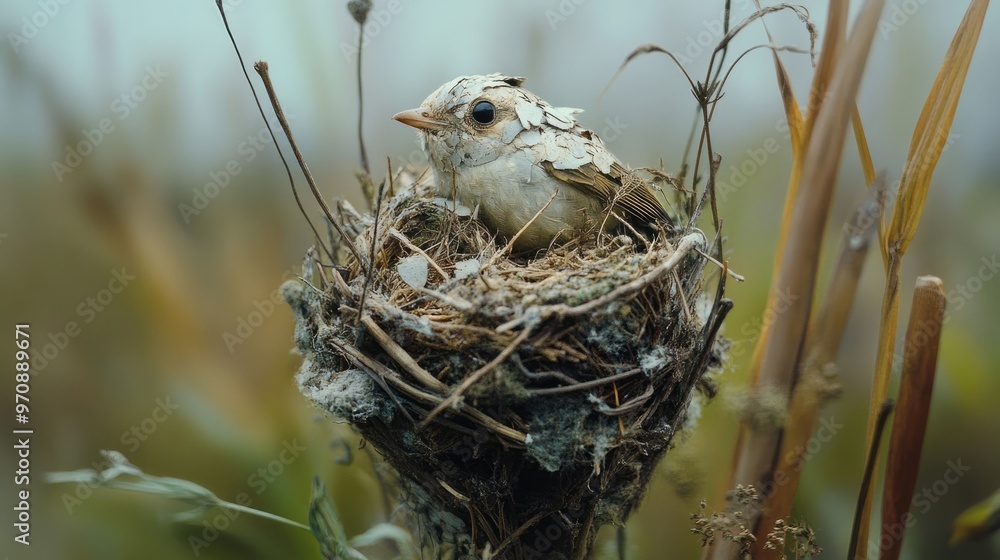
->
471, 100, 495, 125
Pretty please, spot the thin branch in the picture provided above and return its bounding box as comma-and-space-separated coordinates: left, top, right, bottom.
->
213, 1, 333, 263
421, 327, 534, 426
254, 62, 365, 265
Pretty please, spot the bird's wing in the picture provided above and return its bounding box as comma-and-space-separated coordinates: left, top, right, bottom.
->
543, 161, 670, 227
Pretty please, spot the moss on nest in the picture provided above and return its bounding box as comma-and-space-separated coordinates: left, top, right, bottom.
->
286, 180, 728, 559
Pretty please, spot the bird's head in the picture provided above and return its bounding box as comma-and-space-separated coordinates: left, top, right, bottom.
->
392, 73, 582, 173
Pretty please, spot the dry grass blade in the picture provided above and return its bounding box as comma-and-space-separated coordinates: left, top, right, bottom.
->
739, 0, 886, 489
745, 0, 834, 385
754, 176, 885, 560
851, 105, 877, 187
751, 1, 806, 158
880, 276, 945, 560
421, 327, 534, 426
858, 3, 989, 554
886, 0, 989, 257
708, 2, 887, 558
804, 0, 848, 137
773, 55, 805, 157
858, 253, 902, 556
602, 44, 698, 102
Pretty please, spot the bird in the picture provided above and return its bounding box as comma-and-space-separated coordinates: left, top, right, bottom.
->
392, 73, 671, 252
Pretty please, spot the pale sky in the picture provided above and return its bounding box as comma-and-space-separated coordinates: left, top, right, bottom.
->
2, 1, 997, 200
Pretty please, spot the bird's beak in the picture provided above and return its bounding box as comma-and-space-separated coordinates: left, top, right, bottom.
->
392, 108, 447, 131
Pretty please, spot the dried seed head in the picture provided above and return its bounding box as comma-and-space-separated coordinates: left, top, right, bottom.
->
347, 0, 372, 25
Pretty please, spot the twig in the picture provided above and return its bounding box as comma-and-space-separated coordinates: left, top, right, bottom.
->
527, 368, 643, 396
389, 228, 449, 281
213, 1, 333, 263
357, 179, 386, 333
497, 233, 704, 332
330, 336, 527, 444
413, 286, 473, 311
438, 479, 469, 503
512, 355, 579, 386
695, 247, 745, 282
598, 385, 655, 416
347, 0, 372, 176
486, 190, 559, 268
421, 327, 534, 426
361, 315, 448, 394
491, 510, 552, 558
253, 62, 364, 266
672, 269, 693, 323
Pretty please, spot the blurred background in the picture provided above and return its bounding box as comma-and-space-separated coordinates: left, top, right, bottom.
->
1, 1, 998, 558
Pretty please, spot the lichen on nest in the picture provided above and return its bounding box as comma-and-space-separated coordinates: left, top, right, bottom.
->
284, 178, 728, 559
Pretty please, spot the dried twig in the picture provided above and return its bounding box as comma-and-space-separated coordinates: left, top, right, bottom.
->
389, 228, 449, 281
361, 315, 448, 394
213, 1, 333, 263
421, 327, 534, 426
497, 232, 703, 332
528, 368, 643, 396
330, 336, 527, 444
254, 62, 364, 265
879, 277, 945, 560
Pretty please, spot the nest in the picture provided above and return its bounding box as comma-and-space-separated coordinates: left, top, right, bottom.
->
285, 178, 728, 559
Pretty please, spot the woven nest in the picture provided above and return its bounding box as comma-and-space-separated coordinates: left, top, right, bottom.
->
285, 177, 728, 559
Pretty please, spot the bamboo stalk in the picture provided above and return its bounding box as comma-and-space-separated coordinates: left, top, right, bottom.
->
707, 3, 887, 558
855, 3, 989, 554
755, 177, 885, 559
879, 276, 945, 560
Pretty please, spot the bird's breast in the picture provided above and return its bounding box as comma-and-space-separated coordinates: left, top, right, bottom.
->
434, 154, 608, 251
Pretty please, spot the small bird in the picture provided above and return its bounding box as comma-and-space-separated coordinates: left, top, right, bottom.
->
393, 73, 671, 252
